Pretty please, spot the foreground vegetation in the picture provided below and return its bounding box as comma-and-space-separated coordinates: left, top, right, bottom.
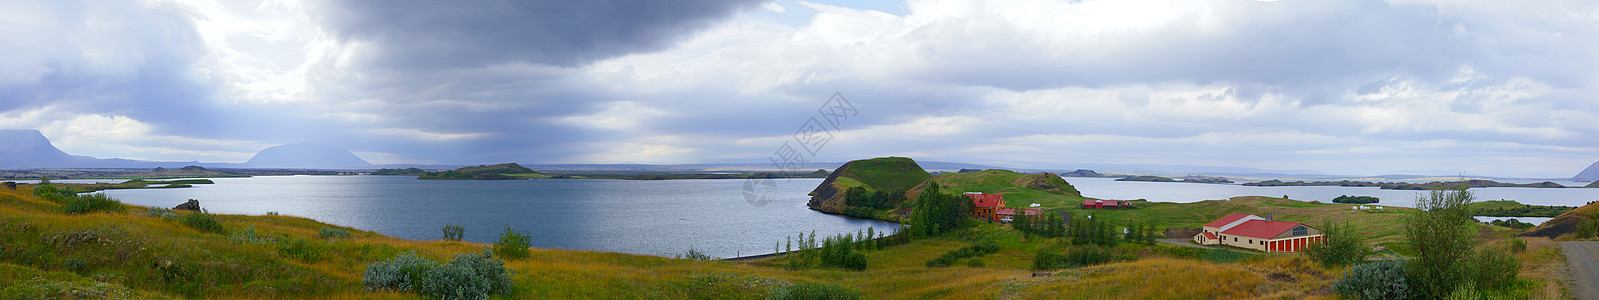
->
0, 179, 1574, 299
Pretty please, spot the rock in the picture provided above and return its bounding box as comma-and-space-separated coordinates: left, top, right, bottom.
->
2, 182, 14, 190
173, 199, 202, 211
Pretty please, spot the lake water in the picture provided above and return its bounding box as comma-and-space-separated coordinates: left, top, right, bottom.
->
1065, 177, 1599, 209
103, 176, 896, 258
97, 175, 1598, 257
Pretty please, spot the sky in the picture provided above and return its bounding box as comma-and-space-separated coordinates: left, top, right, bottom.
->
2, 0, 1598, 178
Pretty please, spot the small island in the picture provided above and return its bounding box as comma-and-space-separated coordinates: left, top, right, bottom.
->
1114, 175, 1233, 184
418, 163, 540, 180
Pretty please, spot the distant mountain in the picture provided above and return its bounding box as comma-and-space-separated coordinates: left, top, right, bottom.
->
0, 129, 81, 168
242, 143, 371, 169
1576, 161, 1599, 182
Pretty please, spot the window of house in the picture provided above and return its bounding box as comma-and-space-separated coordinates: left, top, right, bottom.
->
1293, 226, 1308, 237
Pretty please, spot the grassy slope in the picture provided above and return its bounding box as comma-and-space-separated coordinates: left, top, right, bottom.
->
914, 169, 1088, 209
838, 157, 932, 192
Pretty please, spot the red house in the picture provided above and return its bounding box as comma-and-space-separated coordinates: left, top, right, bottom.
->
966, 192, 1007, 222
1081, 199, 1132, 209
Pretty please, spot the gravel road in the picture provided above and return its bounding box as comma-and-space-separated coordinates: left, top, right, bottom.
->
1560, 241, 1599, 300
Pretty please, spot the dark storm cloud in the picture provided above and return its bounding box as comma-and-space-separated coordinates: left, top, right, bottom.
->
315, 0, 768, 69
0, 0, 221, 132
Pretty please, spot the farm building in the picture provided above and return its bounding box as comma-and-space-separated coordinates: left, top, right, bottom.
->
1193, 213, 1324, 253
966, 192, 1007, 222
1081, 199, 1133, 209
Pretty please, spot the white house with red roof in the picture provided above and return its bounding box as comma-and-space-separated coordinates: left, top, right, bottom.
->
1193, 213, 1324, 253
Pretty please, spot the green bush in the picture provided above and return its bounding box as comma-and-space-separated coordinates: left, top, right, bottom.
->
1303, 222, 1369, 266
1459, 247, 1520, 291
676, 248, 715, 261
493, 227, 532, 260
318, 227, 352, 239
60, 193, 124, 214
144, 207, 178, 220
363, 249, 513, 299
364, 252, 436, 292
964, 258, 985, 268
766, 282, 862, 300
442, 224, 465, 241
230, 225, 274, 244
180, 212, 226, 234
420, 249, 514, 299
926, 240, 1001, 268
1333, 260, 1409, 300
278, 238, 325, 262
1510, 239, 1527, 253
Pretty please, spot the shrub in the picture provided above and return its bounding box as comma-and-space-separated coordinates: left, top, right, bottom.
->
230, 225, 274, 244
278, 238, 325, 262
676, 248, 715, 261
964, 258, 985, 268
442, 224, 465, 241
61, 193, 125, 214
1459, 247, 1520, 291
420, 249, 514, 299
1578, 218, 1599, 239
1303, 222, 1369, 266
363, 249, 513, 299
1509, 239, 1527, 253
493, 227, 532, 260
145, 207, 178, 220
180, 212, 226, 234
1404, 186, 1477, 299
926, 240, 1001, 268
318, 227, 352, 239
767, 282, 862, 300
1334, 260, 1409, 300
364, 252, 436, 292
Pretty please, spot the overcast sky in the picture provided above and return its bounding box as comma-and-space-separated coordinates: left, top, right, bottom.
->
2, 0, 1597, 177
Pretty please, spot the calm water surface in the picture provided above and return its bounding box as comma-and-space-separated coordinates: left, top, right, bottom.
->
99, 175, 1598, 256
104, 176, 896, 258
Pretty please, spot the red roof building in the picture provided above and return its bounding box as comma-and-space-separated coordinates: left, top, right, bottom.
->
1192, 214, 1324, 253
1081, 199, 1133, 209
966, 192, 1007, 222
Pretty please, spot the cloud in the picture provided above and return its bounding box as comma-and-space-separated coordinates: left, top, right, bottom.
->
3, 0, 1598, 178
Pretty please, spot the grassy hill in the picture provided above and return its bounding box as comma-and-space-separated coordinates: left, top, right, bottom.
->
807, 157, 932, 214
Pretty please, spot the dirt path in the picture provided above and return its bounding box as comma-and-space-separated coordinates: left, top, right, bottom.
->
1559, 241, 1599, 300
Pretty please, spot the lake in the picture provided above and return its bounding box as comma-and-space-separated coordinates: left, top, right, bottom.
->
98, 175, 1598, 257
103, 176, 896, 258
1064, 177, 1599, 209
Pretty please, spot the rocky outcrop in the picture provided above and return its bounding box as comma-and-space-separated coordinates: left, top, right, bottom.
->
1012, 172, 1082, 196
173, 199, 202, 211
806, 157, 932, 214
2, 182, 14, 190
1519, 201, 1599, 239
807, 165, 852, 214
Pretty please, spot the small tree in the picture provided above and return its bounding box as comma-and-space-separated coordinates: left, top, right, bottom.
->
1303, 221, 1369, 266
493, 227, 532, 260
1404, 184, 1476, 299
442, 224, 465, 241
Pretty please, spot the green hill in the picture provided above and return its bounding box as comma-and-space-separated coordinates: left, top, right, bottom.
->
417, 163, 540, 180
807, 157, 932, 214
371, 167, 427, 175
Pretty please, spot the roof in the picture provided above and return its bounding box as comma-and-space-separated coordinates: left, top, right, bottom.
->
1023, 208, 1044, 215
1082, 199, 1123, 206
1221, 219, 1306, 239
1202, 232, 1218, 240
1204, 213, 1255, 228
969, 193, 1006, 208
997, 208, 1017, 215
